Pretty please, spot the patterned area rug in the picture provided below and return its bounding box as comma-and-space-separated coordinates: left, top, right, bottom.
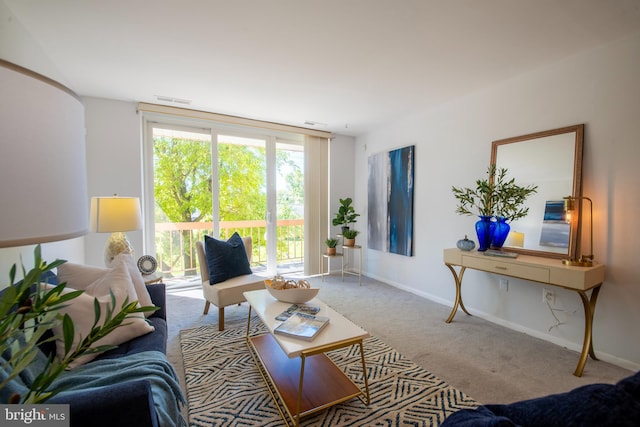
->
180, 320, 478, 426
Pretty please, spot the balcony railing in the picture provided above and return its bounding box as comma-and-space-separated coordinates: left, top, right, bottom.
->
154, 219, 304, 278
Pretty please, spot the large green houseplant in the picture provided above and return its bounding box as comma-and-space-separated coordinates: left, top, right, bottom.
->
0, 246, 156, 404
451, 166, 537, 250
332, 197, 360, 233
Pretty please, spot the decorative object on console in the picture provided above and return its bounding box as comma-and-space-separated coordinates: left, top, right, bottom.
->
456, 235, 476, 251
137, 255, 158, 275
452, 166, 537, 251
504, 230, 525, 248
562, 195, 595, 267
475, 215, 495, 252
491, 216, 511, 248
90, 195, 142, 266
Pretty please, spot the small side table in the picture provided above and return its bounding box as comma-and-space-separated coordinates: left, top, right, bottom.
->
143, 271, 163, 284
342, 244, 362, 285
321, 252, 344, 281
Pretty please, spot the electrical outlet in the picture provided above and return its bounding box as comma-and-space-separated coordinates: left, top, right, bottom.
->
499, 278, 509, 292
543, 288, 556, 305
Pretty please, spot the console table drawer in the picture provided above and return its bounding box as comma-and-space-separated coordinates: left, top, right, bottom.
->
462, 255, 550, 283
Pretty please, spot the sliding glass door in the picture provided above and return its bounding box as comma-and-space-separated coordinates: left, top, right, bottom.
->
144, 122, 305, 281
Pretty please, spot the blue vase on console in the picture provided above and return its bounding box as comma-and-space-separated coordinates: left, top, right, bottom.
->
475, 215, 494, 252
491, 216, 511, 249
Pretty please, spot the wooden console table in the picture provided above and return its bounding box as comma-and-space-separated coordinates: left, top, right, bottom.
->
443, 248, 605, 377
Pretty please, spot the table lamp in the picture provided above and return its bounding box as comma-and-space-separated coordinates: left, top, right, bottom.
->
562, 195, 594, 267
504, 231, 524, 248
90, 195, 142, 266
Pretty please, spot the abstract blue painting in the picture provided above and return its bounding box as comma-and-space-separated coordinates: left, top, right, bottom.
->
367, 145, 414, 256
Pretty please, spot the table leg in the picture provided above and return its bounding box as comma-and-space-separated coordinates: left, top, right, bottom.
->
246, 306, 252, 337
358, 340, 370, 405
358, 247, 362, 286
445, 264, 471, 323
573, 285, 601, 377
295, 355, 306, 427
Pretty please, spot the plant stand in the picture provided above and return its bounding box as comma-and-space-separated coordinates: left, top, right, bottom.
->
341, 244, 362, 286
321, 252, 343, 281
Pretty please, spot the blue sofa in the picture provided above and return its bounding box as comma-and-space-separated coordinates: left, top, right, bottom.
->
1, 280, 185, 427
441, 370, 640, 427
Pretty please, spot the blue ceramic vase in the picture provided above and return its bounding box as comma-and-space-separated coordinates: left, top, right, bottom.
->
475, 215, 494, 252
491, 216, 511, 249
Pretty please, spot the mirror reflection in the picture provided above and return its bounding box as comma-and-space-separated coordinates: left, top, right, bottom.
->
491, 125, 583, 259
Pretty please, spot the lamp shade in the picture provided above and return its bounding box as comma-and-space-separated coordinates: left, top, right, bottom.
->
0, 60, 88, 248
90, 197, 142, 233
505, 231, 525, 248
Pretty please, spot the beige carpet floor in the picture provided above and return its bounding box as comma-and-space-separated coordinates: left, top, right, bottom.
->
165, 273, 633, 411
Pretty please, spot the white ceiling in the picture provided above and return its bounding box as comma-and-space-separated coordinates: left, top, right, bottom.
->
6, 0, 640, 136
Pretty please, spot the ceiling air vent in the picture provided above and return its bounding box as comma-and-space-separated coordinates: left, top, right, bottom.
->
155, 95, 192, 105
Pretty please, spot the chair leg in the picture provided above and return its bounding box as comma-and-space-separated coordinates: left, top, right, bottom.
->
203, 300, 210, 315
218, 307, 224, 331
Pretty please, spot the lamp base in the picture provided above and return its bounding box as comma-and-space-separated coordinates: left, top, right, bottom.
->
104, 231, 134, 266
562, 257, 594, 267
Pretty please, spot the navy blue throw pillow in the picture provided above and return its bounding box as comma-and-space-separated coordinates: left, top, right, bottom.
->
204, 233, 252, 285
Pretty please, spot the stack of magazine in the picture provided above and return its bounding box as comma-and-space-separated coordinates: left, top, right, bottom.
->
274, 304, 330, 341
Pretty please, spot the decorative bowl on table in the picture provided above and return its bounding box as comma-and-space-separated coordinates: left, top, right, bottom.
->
264, 276, 319, 303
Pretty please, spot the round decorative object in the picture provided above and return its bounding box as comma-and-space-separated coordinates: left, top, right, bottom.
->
456, 235, 476, 251
137, 255, 157, 275
265, 286, 319, 304
264, 277, 318, 303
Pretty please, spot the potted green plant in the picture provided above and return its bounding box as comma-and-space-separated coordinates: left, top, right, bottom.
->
325, 237, 339, 255
332, 197, 360, 233
451, 166, 537, 251
342, 229, 359, 246
0, 246, 156, 404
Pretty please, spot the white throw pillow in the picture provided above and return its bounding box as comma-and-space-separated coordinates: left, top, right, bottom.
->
112, 253, 154, 313
57, 254, 154, 316
46, 261, 155, 369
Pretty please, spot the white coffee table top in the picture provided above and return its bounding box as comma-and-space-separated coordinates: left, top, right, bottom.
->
244, 289, 369, 358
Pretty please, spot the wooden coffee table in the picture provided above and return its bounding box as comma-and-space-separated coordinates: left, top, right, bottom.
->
243, 289, 370, 427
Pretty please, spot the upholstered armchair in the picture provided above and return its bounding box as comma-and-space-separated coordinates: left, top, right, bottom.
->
195, 235, 265, 330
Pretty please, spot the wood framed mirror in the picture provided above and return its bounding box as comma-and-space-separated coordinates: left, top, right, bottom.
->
491, 124, 584, 260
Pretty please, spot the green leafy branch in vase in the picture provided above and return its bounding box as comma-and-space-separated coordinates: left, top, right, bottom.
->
451, 165, 537, 220
0, 245, 157, 404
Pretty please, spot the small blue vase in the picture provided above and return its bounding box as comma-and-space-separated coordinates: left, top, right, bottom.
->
475, 215, 494, 252
491, 216, 511, 249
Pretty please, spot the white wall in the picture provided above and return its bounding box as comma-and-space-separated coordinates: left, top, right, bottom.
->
83, 97, 144, 266
354, 33, 640, 371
